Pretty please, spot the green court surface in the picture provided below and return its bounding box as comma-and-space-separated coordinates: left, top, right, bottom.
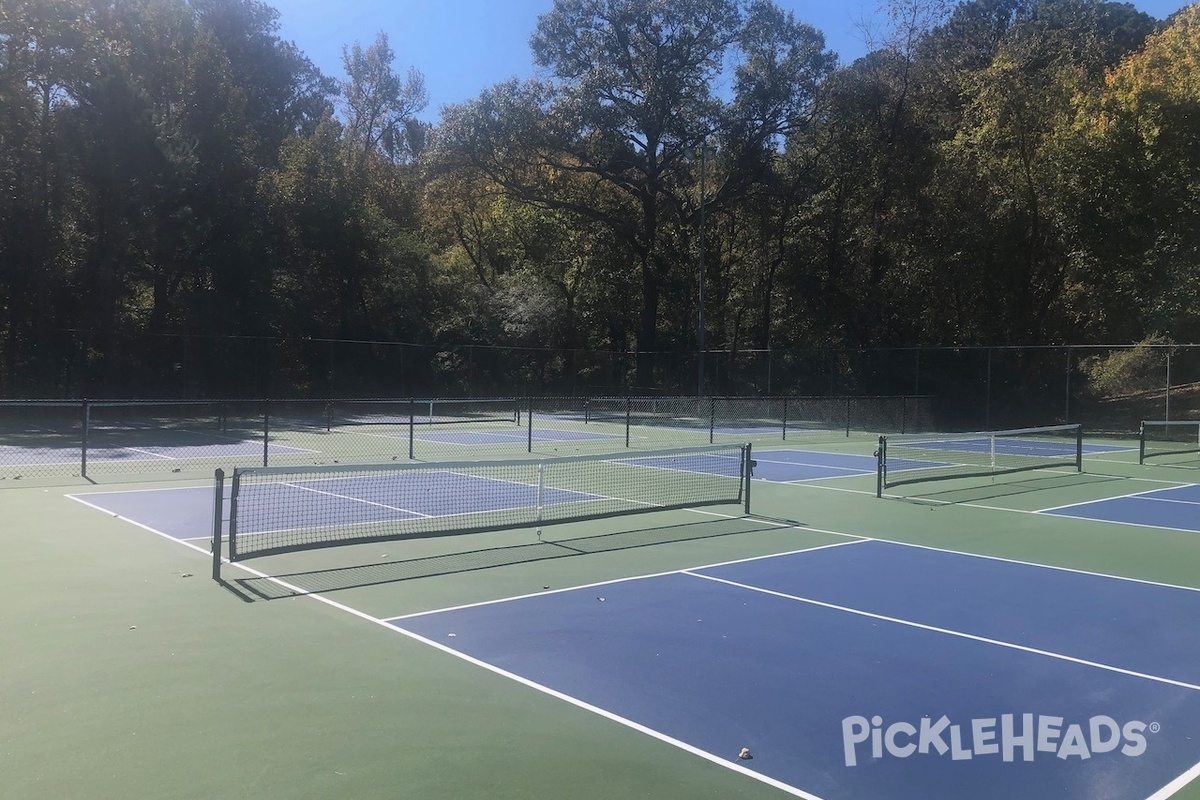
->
4, 431, 1200, 800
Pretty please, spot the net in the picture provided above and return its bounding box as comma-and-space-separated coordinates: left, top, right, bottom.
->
218, 443, 752, 562
877, 424, 1083, 493
1139, 420, 1200, 464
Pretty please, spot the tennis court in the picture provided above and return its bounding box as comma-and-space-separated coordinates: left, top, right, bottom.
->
0, 434, 315, 469
7, 426, 1200, 800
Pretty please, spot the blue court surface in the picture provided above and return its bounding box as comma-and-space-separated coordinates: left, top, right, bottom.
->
752, 450, 878, 482
348, 427, 625, 446
66, 450, 748, 543
748, 449, 994, 482
231, 472, 604, 535
1042, 484, 1200, 533
69, 485, 215, 542
389, 540, 1200, 800
413, 428, 624, 445
0, 432, 312, 467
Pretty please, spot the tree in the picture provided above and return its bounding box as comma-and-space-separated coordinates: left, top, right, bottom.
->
1060, 3, 1200, 341
432, 0, 833, 389
0, 0, 98, 391
341, 32, 427, 166
925, 0, 1154, 343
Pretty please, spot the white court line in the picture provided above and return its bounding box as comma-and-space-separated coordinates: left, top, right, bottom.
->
66, 493, 216, 550
761, 504, 1200, 596
753, 455, 872, 475
70, 483, 211, 496
1036, 515, 1200, 537
684, 570, 1200, 693
384, 626, 826, 799
863, 538, 1200, 596
1149, 761, 1200, 800
120, 446, 178, 460
1040, 484, 1200, 514
282, 481, 431, 517
387, 538, 871, 621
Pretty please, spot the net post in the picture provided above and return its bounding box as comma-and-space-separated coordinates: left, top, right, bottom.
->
1138, 421, 1146, 465
262, 399, 270, 467
527, 397, 534, 453
876, 436, 886, 497
227, 469, 241, 562
1074, 424, 1083, 472
782, 396, 788, 441
211, 469, 225, 582
743, 442, 752, 514
408, 398, 415, 460
624, 396, 631, 448
845, 397, 851, 437
80, 399, 90, 479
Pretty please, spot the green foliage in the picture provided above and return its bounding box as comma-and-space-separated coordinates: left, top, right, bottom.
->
1079, 336, 1172, 398
1057, 3, 1200, 343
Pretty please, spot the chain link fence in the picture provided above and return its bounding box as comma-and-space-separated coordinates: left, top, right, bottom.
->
1, 333, 1197, 437
0, 395, 931, 485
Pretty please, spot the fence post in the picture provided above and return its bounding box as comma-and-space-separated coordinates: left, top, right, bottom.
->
80, 399, 90, 479
624, 396, 631, 448
262, 399, 270, 467
408, 398, 415, 460
1166, 349, 1172, 421
986, 349, 993, 431
914, 347, 921, 398
1064, 346, 1072, 423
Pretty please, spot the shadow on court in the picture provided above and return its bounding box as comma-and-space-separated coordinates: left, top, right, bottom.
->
885, 470, 1127, 505
221, 517, 775, 602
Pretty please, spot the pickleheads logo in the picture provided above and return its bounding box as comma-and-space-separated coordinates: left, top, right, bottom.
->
842, 714, 1156, 767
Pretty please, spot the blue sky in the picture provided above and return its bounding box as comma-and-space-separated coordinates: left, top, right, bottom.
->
266, 0, 1191, 123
